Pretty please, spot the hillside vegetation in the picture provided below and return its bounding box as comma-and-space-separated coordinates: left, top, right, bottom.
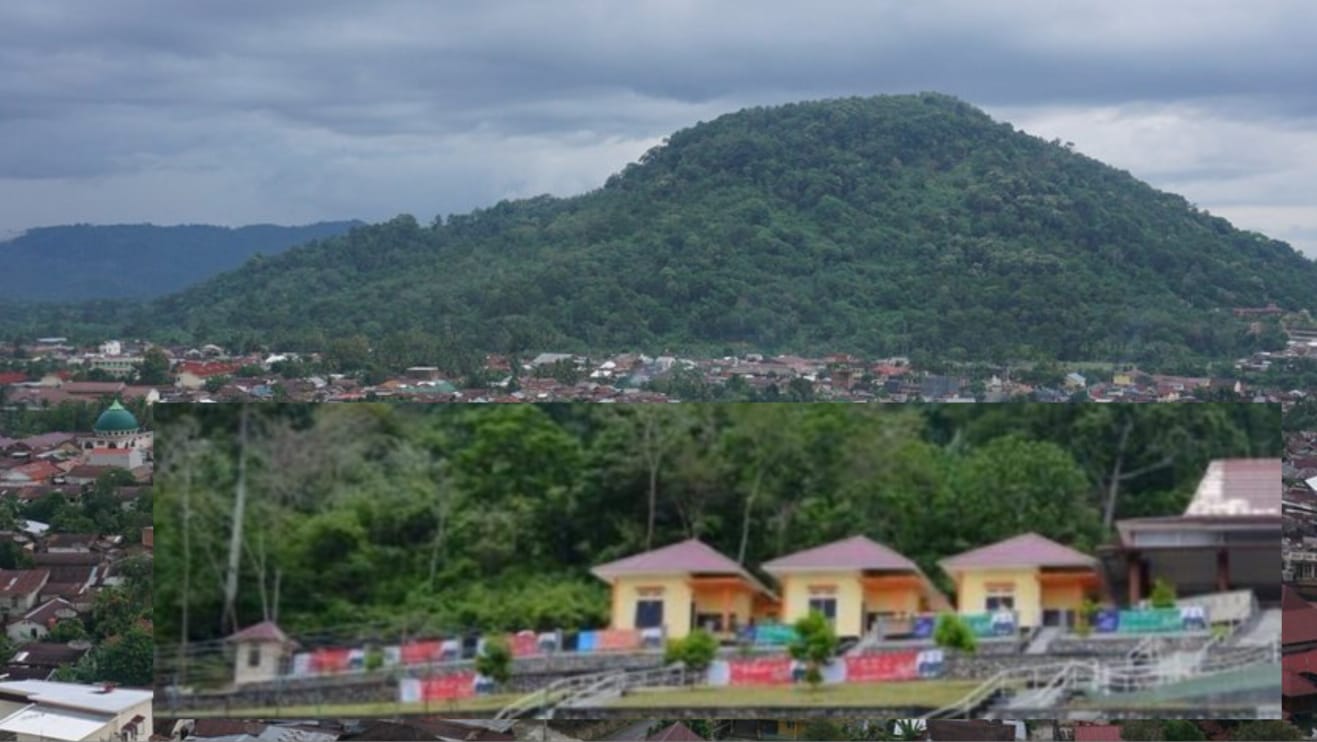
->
0, 221, 360, 301
153, 403, 1279, 644
120, 93, 1317, 369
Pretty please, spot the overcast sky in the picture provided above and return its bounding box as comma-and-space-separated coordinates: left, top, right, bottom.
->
2, 1, 1315, 256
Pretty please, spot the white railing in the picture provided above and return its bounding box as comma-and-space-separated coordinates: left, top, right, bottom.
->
924, 661, 1092, 719
494, 669, 626, 720
495, 662, 689, 720
930, 634, 1279, 719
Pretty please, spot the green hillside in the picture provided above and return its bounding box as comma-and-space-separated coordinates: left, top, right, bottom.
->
0, 221, 362, 301
29, 94, 1317, 367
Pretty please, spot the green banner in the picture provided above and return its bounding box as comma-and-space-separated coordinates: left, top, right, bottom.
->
752, 623, 798, 645
1117, 609, 1182, 633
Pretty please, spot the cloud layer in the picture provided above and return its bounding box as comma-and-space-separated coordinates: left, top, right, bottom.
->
2, 1, 1315, 255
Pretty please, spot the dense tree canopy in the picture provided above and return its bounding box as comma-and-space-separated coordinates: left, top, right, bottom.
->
153, 403, 1279, 648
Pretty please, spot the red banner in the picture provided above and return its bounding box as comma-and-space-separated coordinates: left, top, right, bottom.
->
508, 631, 539, 657
401, 640, 443, 666
595, 629, 641, 651
310, 648, 351, 674
728, 657, 792, 686
421, 672, 475, 701
844, 651, 919, 683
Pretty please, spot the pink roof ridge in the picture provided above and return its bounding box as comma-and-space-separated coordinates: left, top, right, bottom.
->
761, 535, 918, 573
591, 538, 771, 594
227, 620, 293, 645
939, 532, 1096, 571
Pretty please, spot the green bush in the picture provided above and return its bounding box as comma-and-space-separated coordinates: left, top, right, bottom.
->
664, 628, 718, 672
1149, 578, 1177, 609
788, 611, 838, 691
475, 636, 512, 686
933, 613, 977, 653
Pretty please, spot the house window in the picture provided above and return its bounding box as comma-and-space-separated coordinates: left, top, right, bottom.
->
985, 584, 1015, 612
248, 647, 261, 667
694, 613, 724, 632
634, 599, 664, 629
808, 597, 837, 624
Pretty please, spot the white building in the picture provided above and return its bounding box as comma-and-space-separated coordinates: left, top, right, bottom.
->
0, 680, 152, 741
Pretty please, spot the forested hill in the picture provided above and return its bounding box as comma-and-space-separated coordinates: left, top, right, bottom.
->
153, 403, 1280, 643
88, 95, 1317, 365
0, 220, 362, 301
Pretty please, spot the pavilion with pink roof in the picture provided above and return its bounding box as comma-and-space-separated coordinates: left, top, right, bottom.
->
592, 538, 778, 640
940, 532, 1101, 630
762, 535, 950, 639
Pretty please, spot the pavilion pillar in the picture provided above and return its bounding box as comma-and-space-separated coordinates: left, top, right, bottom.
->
1127, 552, 1142, 605
1216, 548, 1230, 592
722, 587, 732, 635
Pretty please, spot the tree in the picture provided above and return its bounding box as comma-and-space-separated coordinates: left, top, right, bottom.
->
1150, 578, 1176, 609
75, 624, 153, 686
49, 619, 89, 643
629, 407, 685, 549
1162, 720, 1206, 741
788, 611, 838, 690
664, 629, 718, 673
135, 347, 172, 385
933, 614, 977, 654
475, 636, 512, 686
1120, 720, 1168, 741
1227, 720, 1304, 740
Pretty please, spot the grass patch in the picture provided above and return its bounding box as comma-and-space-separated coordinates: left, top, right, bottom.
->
175, 693, 519, 718
603, 681, 981, 709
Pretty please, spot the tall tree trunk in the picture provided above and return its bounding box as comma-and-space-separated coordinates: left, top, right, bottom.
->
180, 459, 192, 685
737, 469, 763, 565
646, 459, 659, 549
1101, 419, 1132, 530
272, 568, 282, 623
222, 406, 250, 635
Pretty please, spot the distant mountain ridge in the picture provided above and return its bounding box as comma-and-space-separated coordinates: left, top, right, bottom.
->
0, 221, 363, 301
9, 93, 1317, 370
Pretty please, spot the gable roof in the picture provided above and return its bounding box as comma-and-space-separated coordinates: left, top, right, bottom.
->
11, 597, 76, 627
227, 621, 293, 645
1183, 458, 1280, 517
762, 535, 918, 573
0, 569, 50, 597
591, 539, 770, 593
939, 532, 1096, 572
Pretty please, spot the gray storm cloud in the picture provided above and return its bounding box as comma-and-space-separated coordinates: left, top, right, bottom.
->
1, 0, 1314, 255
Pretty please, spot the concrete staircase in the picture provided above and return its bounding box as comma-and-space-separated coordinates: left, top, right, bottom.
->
1025, 626, 1062, 655
1231, 609, 1281, 647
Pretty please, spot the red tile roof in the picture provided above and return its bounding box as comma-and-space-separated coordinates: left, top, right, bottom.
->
1284, 587, 1317, 646
227, 620, 292, 644
0, 372, 27, 385
1073, 724, 1123, 742
940, 532, 1097, 571
1285, 647, 1317, 699
14, 597, 76, 626
762, 535, 918, 572
592, 538, 768, 592
3, 461, 60, 483
0, 569, 50, 597
1184, 459, 1280, 516
178, 361, 240, 378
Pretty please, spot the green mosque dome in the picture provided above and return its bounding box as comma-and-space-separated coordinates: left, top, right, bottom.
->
93, 400, 139, 433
